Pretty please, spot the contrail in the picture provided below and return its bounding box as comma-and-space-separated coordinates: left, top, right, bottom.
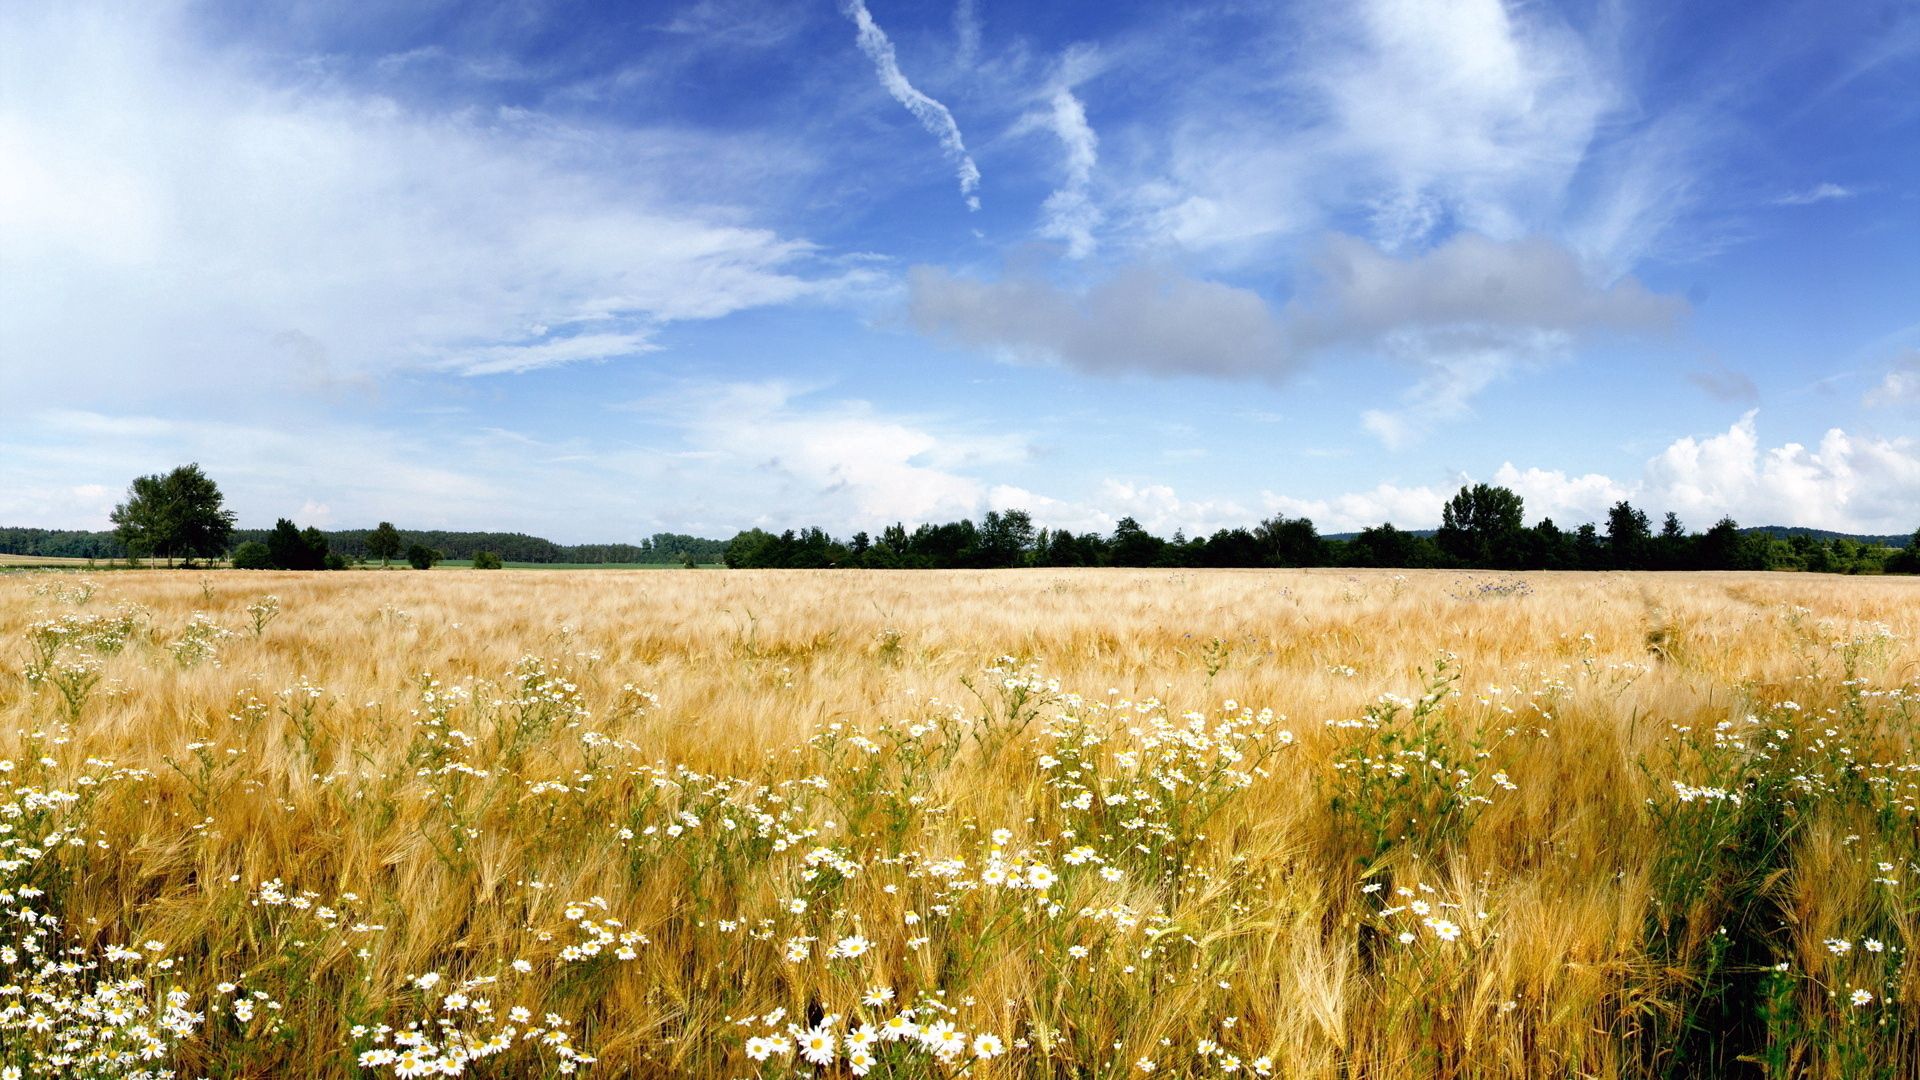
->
1037, 87, 1099, 257
842, 0, 981, 210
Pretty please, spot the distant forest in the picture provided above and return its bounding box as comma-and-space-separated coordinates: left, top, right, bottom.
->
4, 483, 1915, 575
0, 526, 726, 566
721, 505, 1918, 574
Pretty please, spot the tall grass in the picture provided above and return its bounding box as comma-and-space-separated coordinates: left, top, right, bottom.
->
2, 567, 1918, 1077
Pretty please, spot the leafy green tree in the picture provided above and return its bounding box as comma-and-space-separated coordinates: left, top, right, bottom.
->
300, 527, 332, 571
977, 509, 1036, 567
367, 522, 403, 566
1255, 515, 1323, 567
1197, 528, 1263, 567
1887, 530, 1920, 574
406, 544, 442, 570
266, 520, 311, 571
1606, 501, 1653, 569
1435, 484, 1526, 568
1654, 512, 1690, 569
1108, 516, 1164, 567
1698, 517, 1762, 571
230, 541, 272, 570
472, 550, 503, 569
1343, 523, 1439, 568
110, 463, 236, 567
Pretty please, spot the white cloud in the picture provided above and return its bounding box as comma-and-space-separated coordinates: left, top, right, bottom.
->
1310, 0, 1612, 248
0, 4, 822, 412
1864, 351, 1920, 407
1095, 479, 1249, 538
1488, 463, 1631, 526
842, 0, 982, 210
1775, 181, 1856, 206
1640, 411, 1920, 531
1261, 483, 1452, 533
1292, 232, 1681, 446
436, 332, 660, 377
1145, 0, 1615, 256
1262, 414, 1920, 535
1027, 83, 1102, 257
646, 381, 1029, 528
953, 0, 981, 69
1359, 346, 1534, 450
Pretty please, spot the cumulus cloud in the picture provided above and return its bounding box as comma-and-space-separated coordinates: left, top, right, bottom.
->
644, 381, 1030, 527
0, 4, 822, 413
1252, 413, 1920, 536
907, 264, 1288, 378
1641, 411, 1920, 530
1488, 463, 1631, 526
842, 0, 982, 210
1261, 483, 1452, 533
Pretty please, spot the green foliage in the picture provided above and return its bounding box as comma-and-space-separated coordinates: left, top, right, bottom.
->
366, 521, 403, 566
471, 550, 503, 570
1436, 483, 1526, 568
406, 544, 442, 570
230, 541, 272, 570
109, 463, 236, 566
261, 519, 336, 571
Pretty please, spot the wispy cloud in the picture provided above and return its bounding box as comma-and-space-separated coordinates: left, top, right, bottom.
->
842, 0, 982, 210
1864, 351, 1920, 408
1774, 181, 1856, 206
0, 3, 825, 416
1029, 83, 1102, 257
1687, 360, 1759, 404
953, 0, 981, 70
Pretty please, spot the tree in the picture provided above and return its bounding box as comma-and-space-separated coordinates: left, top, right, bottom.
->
367, 522, 403, 567
1435, 484, 1526, 568
300, 527, 332, 571
266, 519, 314, 571
230, 541, 272, 570
1344, 523, 1439, 568
472, 550, 503, 570
977, 509, 1036, 568
406, 544, 442, 570
1886, 530, 1920, 574
1606, 501, 1653, 569
1697, 517, 1761, 571
1108, 517, 1164, 567
1654, 512, 1690, 570
110, 463, 236, 567
1255, 516, 1323, 567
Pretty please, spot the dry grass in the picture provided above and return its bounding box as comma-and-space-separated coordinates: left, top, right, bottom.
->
4, 567, 1919, 1078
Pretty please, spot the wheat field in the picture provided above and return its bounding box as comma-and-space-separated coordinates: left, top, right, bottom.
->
4, 567, 1919, 1078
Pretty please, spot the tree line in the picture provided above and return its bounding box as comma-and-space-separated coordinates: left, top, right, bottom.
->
3, 465, 726, 567
723, 487, 1920, 574
5, 466, 1914, 574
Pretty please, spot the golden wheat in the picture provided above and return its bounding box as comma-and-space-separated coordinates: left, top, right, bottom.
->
3, 567, 1917, 1077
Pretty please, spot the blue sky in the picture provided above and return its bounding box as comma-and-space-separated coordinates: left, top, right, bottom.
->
3, 0, 1917, 540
